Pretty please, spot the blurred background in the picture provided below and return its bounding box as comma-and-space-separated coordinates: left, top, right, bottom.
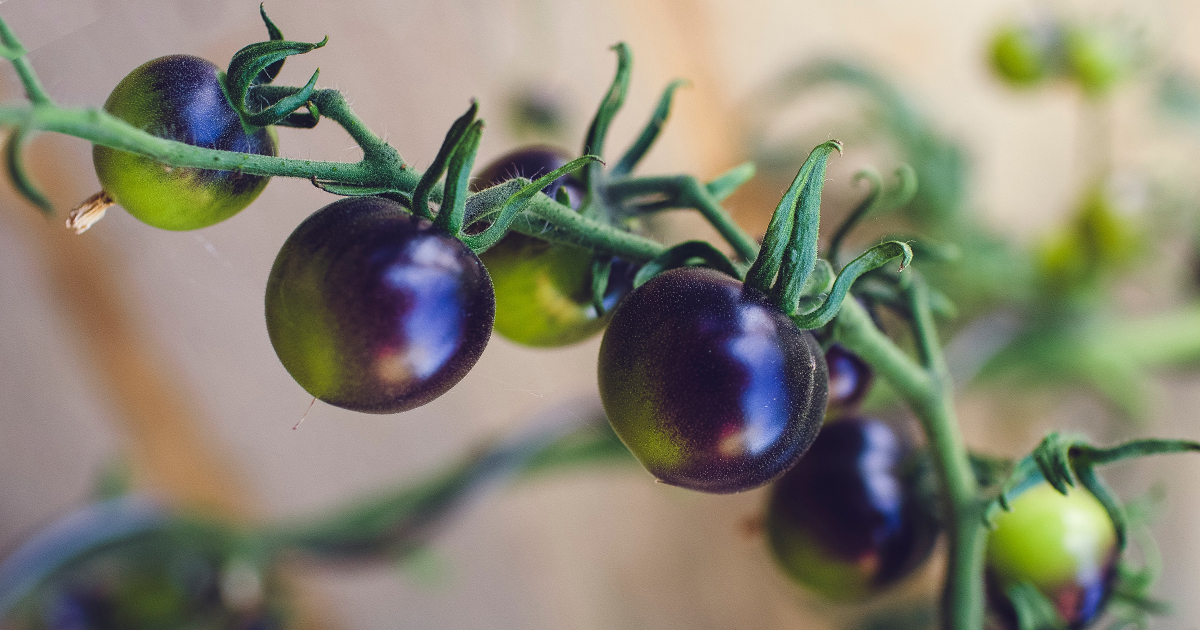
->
2, 0, 1200, 628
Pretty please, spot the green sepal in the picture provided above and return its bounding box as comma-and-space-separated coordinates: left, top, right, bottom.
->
791, 241, 911, 329
705, 162, 756, 201
985, 433, 1200, 548
254, 4, 287, 85
580, 42, 632, 195
611, 78, 688, 177
310, 176, 408, 202
463, 156, 599, 252
274, 101, 321, 129
413, 101, 478, 220
590, 256, 613, 315
773, 141, 843, 309
793, 258, 834, 314
5, 128, 51, 213
0, 16, 28, 60
433, 119, 484, 238
632, 241, 742, 289
1006, 581, 1068, 630
555, 185, 572, 207
745, 140, 841, 295
828, 165, 920, 267
226, 36, 328, 127
244, 67, 320, 128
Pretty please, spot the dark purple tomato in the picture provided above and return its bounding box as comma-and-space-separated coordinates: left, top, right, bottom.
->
597, 267, 829, 493
825, 344, 873, 413
765, 417, 939, 600
265, 197, 495, 413
94, 55, 277, 230
986, 479, 1118, 628
474, 147, 637, 347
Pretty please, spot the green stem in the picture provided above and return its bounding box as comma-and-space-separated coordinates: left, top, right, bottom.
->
0, 20, 52, 106
0, 97, 670, 263
834, 298, 984, 630
607, 174, 759, 262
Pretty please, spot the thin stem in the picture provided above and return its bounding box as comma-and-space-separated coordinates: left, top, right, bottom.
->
606, 174, 759, 262
254, 85, 398, 163
834, 298, 984, 630
0, 20, 52, 106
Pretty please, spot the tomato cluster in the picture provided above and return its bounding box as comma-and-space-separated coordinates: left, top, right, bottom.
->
988, 18, 1139, 96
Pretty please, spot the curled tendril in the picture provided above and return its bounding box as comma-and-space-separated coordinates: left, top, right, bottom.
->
827, 164, 918, 267
790, 241, 912, 329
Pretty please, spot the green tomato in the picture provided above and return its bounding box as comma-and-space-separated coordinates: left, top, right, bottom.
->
990, 25, 1051, 87
986, 481, 1117, 627
1064, 25, 1136, 96
473, 147, 636, 348
482, 233, 633, 347
93, 55, 276, 230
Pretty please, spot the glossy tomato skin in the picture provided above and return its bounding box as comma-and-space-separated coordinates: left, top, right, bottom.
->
265, 197, 495, 413
94, 55, 276, 231
825, 344, 874, 413
766, 417, 938, 600
598, 267, 828, 493
987, 480, 1118, 628
475, 147, 636, 347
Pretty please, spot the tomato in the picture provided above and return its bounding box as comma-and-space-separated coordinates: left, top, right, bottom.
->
1063, 25, 1136, 96
989, 25, 1051, 87
824, 344, 873, 413
474, 147, 636, 347
986, 479, 1117, 628
597, 267, 828, 493
93, 55, 276, 231
765, 417, 938, 600
265, 197, 495, 413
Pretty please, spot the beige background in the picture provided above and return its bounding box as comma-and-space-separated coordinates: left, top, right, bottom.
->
2, 0, 1199, 628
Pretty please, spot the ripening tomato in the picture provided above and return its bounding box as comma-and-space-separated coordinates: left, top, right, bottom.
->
598, 267, 828, 493
265, 197, 494, 413
766, 417, 938, 600
94, 55, 276, 230
990, 24, 1052, 87
474, 146, 636, 347
825, 344, 874, 413
987, 479, 1118, 628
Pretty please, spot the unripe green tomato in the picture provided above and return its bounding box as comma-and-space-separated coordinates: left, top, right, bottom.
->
1064, 25, 1135, 96
93, 55, 276, 230
987, 481, 1117, 627
483, 233, 633, 347
990, 25, 1051, 86
474, 147, 635, 348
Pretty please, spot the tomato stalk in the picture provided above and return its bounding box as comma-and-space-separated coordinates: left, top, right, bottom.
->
833, 291, 986, 629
